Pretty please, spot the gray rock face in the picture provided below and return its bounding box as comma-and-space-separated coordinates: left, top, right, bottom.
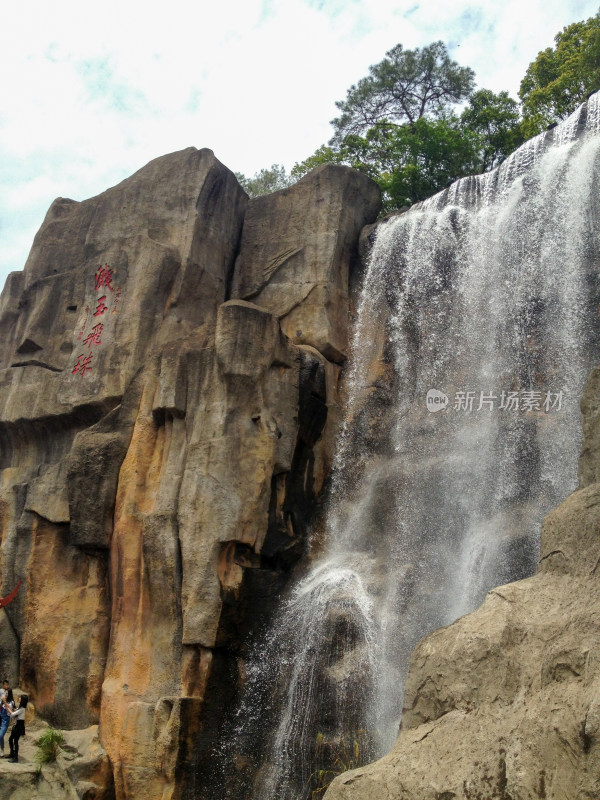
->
0, 148, 381, 799
231, 164, 381, 363
323, 365, 600, 799
0, 148, 246, 420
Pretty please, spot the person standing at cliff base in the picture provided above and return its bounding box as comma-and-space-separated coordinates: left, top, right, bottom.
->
3, 694, 27, 763
0, 680, 10, 757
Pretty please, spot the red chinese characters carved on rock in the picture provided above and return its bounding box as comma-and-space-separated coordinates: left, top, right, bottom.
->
94, 295, 108, 317
83, 322, 103, 348
72, 353, 93, 377
112, 285, 122, 314
72, 264, 122, 376
95, 264, 114, 292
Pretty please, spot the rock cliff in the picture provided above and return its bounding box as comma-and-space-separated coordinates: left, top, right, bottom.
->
323, 366, 600, 799
0, 148, 381, 799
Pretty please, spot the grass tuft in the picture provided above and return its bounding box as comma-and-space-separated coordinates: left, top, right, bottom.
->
35, 727, 66, 764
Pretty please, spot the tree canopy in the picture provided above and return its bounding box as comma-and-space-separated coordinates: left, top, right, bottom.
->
459, 89, 524, 172
293, 118, 481, 211
519, 12, 600, 134
242, 12, 600, 211
293, 45, 526, 210
293, 41, 536, 209
330, 41, 475, 143
234, 164, 292, 198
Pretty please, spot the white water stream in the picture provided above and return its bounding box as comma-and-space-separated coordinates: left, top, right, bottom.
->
226, 95, 600, 800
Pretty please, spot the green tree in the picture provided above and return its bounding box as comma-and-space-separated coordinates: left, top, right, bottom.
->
330, 41, 475, 143
290, 146, 347, 181
235, 163, 292, 197
293, 118, 480, 212
519, 12, 600, 133
382, 118, 481, 207
460, 89, 524, 171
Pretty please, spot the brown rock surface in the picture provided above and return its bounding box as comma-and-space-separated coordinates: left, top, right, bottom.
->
324, 366, 600, 799
0, 148, 381, 799
100, 298, 334, 797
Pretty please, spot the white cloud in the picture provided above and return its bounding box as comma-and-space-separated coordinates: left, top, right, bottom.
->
1, 0, 599, 287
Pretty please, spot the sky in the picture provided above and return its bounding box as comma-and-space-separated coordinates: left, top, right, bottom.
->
1, 0, 599, 290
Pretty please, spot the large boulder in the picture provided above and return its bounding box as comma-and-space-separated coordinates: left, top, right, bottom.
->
0, 147, 248, 735
0, 148, 381, 799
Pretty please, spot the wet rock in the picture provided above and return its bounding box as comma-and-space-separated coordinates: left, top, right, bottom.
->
324, 366, 600, 799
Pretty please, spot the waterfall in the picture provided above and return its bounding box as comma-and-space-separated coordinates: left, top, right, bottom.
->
221, 94, 600, 800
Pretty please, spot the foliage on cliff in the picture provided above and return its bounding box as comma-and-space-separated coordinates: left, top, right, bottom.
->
519, 12, 600, 137
291, 118, 481, 210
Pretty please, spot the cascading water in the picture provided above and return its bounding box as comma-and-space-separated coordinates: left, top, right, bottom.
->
220, 94, 600, 800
